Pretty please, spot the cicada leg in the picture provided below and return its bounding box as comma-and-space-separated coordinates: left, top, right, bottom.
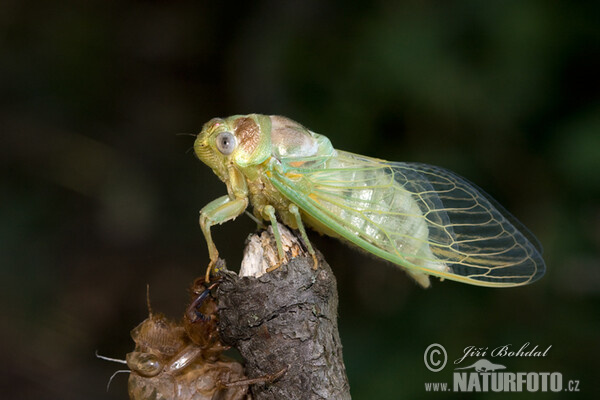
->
185, 286, 212, 323
220, 366, 288, 388
199, 195, 248, 281
244, 210, 266, 229
262, 205, 286, 272
289, 204, 318, 269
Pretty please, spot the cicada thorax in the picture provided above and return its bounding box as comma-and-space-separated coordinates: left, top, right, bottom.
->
244, 173, 297, 229
240, 116, 333, 227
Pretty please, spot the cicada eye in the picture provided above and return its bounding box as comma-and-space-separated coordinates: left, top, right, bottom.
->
126, 352, 163, 377
215, 131, 236, 155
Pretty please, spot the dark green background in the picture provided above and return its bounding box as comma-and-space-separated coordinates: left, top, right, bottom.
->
2, 1, 598, 399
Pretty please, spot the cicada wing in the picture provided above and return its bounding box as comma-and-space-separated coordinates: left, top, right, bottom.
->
270, 151, 545, 287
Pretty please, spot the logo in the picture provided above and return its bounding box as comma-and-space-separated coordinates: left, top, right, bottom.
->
423, 343, 580, 393
455, 359, 505, 372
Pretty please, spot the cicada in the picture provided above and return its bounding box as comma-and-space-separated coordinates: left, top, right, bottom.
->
195, 115, 545, 287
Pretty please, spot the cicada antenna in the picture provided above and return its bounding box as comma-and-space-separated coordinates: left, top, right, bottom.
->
95, 351, 130, 391
95, 350, 127, 365
174, 133, 198, 154
106, 370, 131, 392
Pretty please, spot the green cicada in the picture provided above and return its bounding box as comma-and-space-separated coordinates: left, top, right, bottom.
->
194, 114, 545, 287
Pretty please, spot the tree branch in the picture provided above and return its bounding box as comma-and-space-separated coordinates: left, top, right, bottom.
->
217, 224, 351, 400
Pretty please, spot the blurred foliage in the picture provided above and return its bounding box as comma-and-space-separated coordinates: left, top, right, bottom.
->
1, 1, 598, 399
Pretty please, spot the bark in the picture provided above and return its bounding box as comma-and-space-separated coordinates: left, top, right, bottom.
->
216, 224, 351, 400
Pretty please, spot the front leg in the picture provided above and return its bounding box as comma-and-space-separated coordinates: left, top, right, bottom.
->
199, 195, 248, 280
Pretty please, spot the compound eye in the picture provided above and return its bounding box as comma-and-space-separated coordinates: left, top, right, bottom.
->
215, 131, 236, 155
126, 352, 162, 377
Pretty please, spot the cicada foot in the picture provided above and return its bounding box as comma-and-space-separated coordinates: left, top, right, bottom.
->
265, 253, 317, 272
310, 252, 319, 270
265, 261, 282, 273
204, 258, 226, 283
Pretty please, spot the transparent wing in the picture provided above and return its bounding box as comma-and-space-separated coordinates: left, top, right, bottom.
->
270, 151, 545, 287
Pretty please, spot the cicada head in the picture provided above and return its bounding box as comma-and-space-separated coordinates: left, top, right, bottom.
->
194, 114, 272, 182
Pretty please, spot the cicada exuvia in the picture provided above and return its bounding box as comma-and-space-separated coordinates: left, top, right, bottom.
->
98, 281, 252, 400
